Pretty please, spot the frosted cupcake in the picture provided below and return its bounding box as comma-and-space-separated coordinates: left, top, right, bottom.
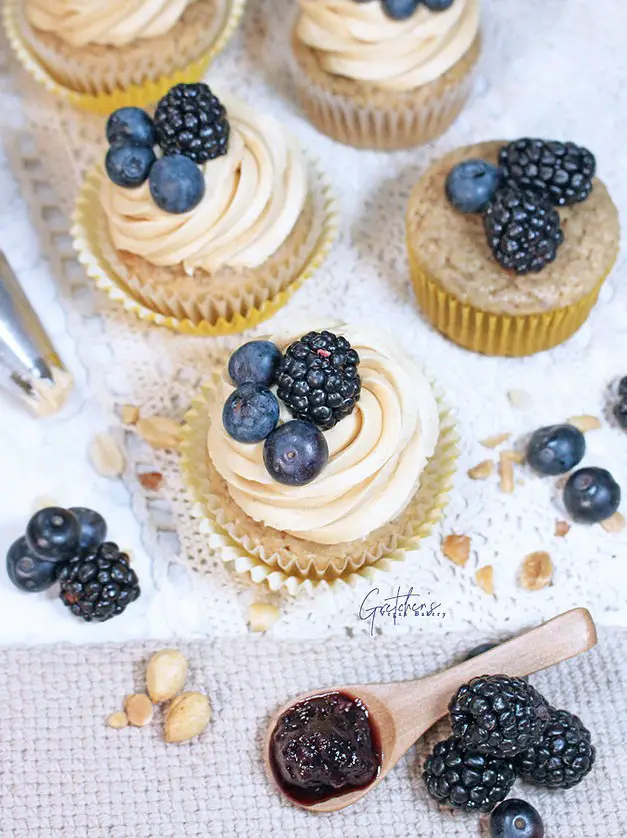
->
291, 0, 481, 150
183, 325, 457, 586
72, 84, 335, 334
407, 138, 620, 356
5, 0, 245, 111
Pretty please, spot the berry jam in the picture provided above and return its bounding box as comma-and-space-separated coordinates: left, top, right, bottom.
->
270, 691, 381, 804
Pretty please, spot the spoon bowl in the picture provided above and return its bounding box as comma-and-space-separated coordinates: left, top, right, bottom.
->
265, 607, 597, 813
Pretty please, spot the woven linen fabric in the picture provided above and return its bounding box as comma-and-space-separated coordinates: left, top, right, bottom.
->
0, 628, 625, 837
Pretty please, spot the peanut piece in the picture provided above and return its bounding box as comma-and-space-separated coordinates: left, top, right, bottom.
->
507, 389, 533, 409
601, 512, 626, 533
502, 449, 525, 465
89, 433, 125, 478
475, 566, 494, 596
120, 404, 140, 425
555, 520, 571, 538
442, 534, 471, 567
138, 471, 164, 492
107, 711, 129, 730
519, 551, 553, 591
480, 433, 511, 449
467, 460, 495, 480
146, 649, 189, 703
135, 416, 183, 450
125, 694, 154, 727
567, 415, 601, 433
499, 452, 515, 494
164, 692, 212, 743
248, 602, 280, 632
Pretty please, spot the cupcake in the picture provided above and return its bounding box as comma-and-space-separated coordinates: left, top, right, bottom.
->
407, 139, 620, 356
291, 0, 481, 150
183, 325, 458, 589
72, 84, 336, 335
4, 0, 245, 112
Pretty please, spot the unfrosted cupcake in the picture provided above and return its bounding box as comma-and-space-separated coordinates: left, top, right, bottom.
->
407, 139, 620, 356
182, 325, 457, 588
291, 0, 481, 150
5, 0, 245, 111
72, 84, 335, 334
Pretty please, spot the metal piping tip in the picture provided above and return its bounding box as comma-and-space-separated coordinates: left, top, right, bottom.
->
0, 250, 73, 417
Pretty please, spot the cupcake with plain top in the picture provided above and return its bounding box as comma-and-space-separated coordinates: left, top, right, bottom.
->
183, 324, 457, 586
5, 0, 244, 110
406, 138, 620, 356
291, 0, 481, 149
72, 84, 335, 333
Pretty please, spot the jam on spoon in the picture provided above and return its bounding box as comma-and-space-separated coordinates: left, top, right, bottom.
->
269, 691, 381, 805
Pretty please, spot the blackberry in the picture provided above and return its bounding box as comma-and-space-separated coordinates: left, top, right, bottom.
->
515, 708, 595, 789
58, 542, 140, 622
423, 735, 516, 813
484, 186, 564, 275
154, 84, 229, 164
276, 331, 361, 430
499, 138, 596, 207
449, 675, 551, 758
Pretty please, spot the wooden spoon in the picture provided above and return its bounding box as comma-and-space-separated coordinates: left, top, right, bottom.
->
265, 607, 597, 814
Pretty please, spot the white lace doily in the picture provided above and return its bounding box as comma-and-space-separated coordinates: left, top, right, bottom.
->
1, 0, 626, 640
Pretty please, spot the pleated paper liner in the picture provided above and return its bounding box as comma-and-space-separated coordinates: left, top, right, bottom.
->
3, 0, 246, 115
181, 379, 458, 594
408, 245, 618, 357
290, 31, 480, 150
71, 160, 338, 337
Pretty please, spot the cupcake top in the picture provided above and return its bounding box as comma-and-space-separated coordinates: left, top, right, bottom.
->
26, 0, 192, 48
101, 89, 308, 275
295, 0, 479, 91
207, 325, 439, 545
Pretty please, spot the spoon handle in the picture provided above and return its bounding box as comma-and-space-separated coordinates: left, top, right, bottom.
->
390, 608, 597, 749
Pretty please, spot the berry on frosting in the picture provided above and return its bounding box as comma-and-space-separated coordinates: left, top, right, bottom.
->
105, 144, 156, 189
526, 424, 586, 476
381, 0, 421, 19
222, 383, 280, 444
499, 138, 596, 207
563, 467, 621, 524
484, 185, 564, 274
149, 155, 205, 214
446, 159, 501, 214
263, 420, 329, 486
106, 107, 156, 148
276, 331, 361, 431
154, 83, 230, 164
228, 341, 283, 388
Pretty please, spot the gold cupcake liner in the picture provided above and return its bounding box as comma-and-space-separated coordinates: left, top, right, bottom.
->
71, 160, 338, 337
3, 0, 246, 114
291, 36, 479, 151
408, 244, 618, 357
181, 378, 459, 594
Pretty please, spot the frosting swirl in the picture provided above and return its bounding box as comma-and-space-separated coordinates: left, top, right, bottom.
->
207, 326, 440, 545
296, 0, 480, 92
26, 0, 192, 48
101, 96, 308, 274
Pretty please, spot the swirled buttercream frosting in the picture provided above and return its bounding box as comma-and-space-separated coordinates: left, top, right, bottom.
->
207, 326, 440, 544
100, 96, 308, 275
26, 0, 193, 48
296, 0, 480, 92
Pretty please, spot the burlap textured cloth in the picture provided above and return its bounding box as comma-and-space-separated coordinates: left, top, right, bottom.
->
0, 629, 625, 837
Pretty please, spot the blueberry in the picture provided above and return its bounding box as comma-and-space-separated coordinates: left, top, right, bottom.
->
564, 467, 621, 524
69, 507, 107, 555
26, 507, 80, 562
6, 537, 59, 592
106, 107, 156, 148
105, 144, 156, 188
618, 376, 627, 399
381, 0, 421, 20
490, 799, 545, 838
614, 398, 627, 430
228, 341, 283, 388
263, 420, 329, 486
222, 383, 280, 443
526, 424, 585, 476
424, 0, 454, 9
149, 155, 205, 214
445, 159, 501, 213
